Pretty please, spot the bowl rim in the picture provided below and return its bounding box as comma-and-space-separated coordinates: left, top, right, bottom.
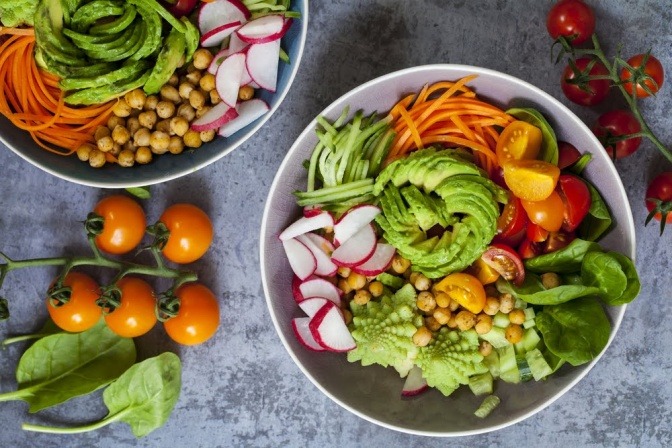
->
0, 0, 309, 189
260, 63, 636, 437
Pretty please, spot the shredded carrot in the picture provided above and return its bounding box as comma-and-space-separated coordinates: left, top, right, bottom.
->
0, 32, 116, 156
385, 76, 515, 175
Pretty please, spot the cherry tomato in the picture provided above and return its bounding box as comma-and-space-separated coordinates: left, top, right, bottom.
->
621, 53, 665, 98
645, 172, 672, 234
159, 204, 214, 264
521, 191, 565, 232
481, 244, 526, 286
104, 277, 157, 338
164, 283, 220, 345
503, 159, 561, 202
433, 273, 486, 314
546, 0, 595, 45
592, 109, 642, 159
527, 222, 550, 243
93, 195, 146, 255
518, 238, 542, 260
557, 141, 582, 170
47, 272, 101, 333
467, 258, 500, 285
561, 57, 610, 106
164, 0, 199, 18
493, 195, 529, 247
496, 121, 542, 164
543, 231, 576, 253
557, 174, 591, 232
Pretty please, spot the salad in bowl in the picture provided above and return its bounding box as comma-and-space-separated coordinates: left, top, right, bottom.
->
260, 65, 640, 435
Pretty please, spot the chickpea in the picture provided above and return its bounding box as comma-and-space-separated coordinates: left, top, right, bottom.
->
183, 130, 202, 148
508, 309, 526, 325
108, 143, 121, 156
94, 126, 111, 141
189, 89, 206, 110
499, 293, 515, 314
446, 315, 458, 329
133, 127, 151, 147
337, 278, 352, 295
368, 281, 384, 298
200, 130, 216, 143
76, 143, 94, 161
474, 314, 493, 334
192, 48, 214, 70
155, 119, 172, 134
425, 316, 442, 332
186, 70, 202, 85
391, 254, 410, 274
434, 291, 450, 308
156, 101, 176, 119
199, 73, 216, 92
127, 117, 141, 136
483, 297, 500, 316
97, 135, 114, 152
107, 115, 125, 130
177, 103, 196, 122
541, 272, 562, 289
448, 299, 460, 312
505, 324, 524, 344
150, 131, 170, 154
144, 95, 159, 111
413, 273, 431, 291
160, 84, 180, 103
337, 267, 351, 278
347, 272, 367, 291
138, 110, 157, 129
111, 125, 130, 145
434, 307, 452, 325
478, 340, 493, 357
238, 85, 255, 101
134, 146, 152, 164
112, 99, 132, 117
210, 89, 221, 105
455, 310, 477, 331
117, 149, 135, 167
186, 62, 198, 73
412, 326, 433, 347
178, 82, 195, 100
170, 116, 190, 137
125, 89, 146, 110
416, 291, 436, 313
123, 140, 136, 153
342, 308, 353, 326
168, 136, 184, 155
88, 149, 106, 168
168, 73, 179, 86
353, 290, 372, 306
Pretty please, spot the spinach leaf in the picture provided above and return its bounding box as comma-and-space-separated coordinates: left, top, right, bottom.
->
2, 318, 62, 346
578, 181, 613, 242
536, 297, 611, 366
539, 341, 565, 373
0, 319, 136, 412
581, 251, 627, 303
524, 238, 602, 273
606, 251, 641, 304
506, 107, 558, 165
568, 153, 592, 175
496, 275, 601, 305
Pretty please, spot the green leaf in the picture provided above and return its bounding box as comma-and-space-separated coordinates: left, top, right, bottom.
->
496, 275, 601, 306
581, 251, 627, 303
506, 107, 558, 165
0, 319, 136, 412
578, 181, 613, 242
524, 238, 602, 273
567, 153, 592, 175
125, 186, 151, 199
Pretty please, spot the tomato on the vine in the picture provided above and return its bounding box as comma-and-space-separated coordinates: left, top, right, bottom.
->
557, 141, 582, 169
593, 109, 642, 159
433, 273, 486, 314
481, 244, 526, 286
104, 276, 157, 338
47, 272, 101, 333
645, 172, 672, 234
521, 191, 565, 232
557, 174, 591, 231
561, 57, 610, 106
493, 195, 528, 247
546, 0, 595, 45
164, 283, 220, 345
93, 195, 146, 255
621, 53, 665, 98
159, 204, 214, 264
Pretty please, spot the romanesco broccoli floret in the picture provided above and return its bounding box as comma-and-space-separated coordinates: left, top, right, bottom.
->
0, 0, 38, 27
415, 328, 487, 396
347, 284, 423, 377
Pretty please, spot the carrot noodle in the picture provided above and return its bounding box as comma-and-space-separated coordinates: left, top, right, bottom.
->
385, 76, 515, 175
0, 31, 116, 156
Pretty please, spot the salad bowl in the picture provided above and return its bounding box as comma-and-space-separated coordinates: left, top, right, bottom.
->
0, 0, 308, 188
260, 64, 636, 436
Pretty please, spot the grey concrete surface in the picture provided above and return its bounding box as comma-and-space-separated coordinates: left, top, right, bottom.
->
1, 1, 671, 447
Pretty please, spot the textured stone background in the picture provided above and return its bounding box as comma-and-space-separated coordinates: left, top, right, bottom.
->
1, 1, 671, 447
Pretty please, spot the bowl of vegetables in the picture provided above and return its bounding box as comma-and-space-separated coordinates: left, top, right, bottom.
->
0, 0, 307, 188
260, 64, 640, 435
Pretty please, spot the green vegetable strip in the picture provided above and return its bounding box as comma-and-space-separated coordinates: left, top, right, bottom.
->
306, 142, 324, 192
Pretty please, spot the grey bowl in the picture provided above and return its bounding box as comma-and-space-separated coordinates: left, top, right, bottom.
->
260, 65, 636, 436
0, 0, 308, 188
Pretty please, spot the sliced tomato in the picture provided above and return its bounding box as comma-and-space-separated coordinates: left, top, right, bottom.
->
494, 195, 529, 247
496, 121, 542, 164
557, 141, 582, 170
544, 231, 576, 253
526, 222, 549, 243
433, 273, 486, 314
518, 238, 542, 260
467, 258, 500, 285
481, 244, 526, 286
502, 159, 561, 202
521, 191, 565, 232
557, 174, 591, 232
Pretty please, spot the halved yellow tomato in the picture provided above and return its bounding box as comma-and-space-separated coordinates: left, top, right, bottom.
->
521, 191, 565, 232
502, 159, 560, 202
433, 273, 486, 314
467, 258, 500, 285
496, 121, 542, 164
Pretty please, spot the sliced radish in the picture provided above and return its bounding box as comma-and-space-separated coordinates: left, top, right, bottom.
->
216, 52, 246, 107
282, 238, 316, 281
292, 317, 325, 351
240, 64, 253, 86
401, 366, 429, 397
309, 302, 356, 352
198, 0, 247, 35
208, 47, 229, 75
334, 205, 382, 245
279, 211, 334, 241
229, 31, 250, 53
291, 274, 309, 303
200, 21, 242, 47
331, 224, 377, 268
298, 297, 330, 318
208, 36, 250, 75
298, 277, 342, 306
245, 39, 280, 92
190, 102, 239, 132
296, 234, 338, 277
304, 233, 334, 254
218, 98, 270, 137
303, 206, 323, 218
226, 0, 251, 20
352, 243, 396, 276
236, 14, 287, 44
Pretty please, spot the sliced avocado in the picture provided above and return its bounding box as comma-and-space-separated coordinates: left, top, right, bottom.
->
181, 17, 200, 63
143, 26, 186, 94
63, 26, 132, 52
128, 0, 186, 34
89, 5, 137, 35
81, 19, 143, 62
71, 0, 125, 33
34, 0, 86, 66
38, 48, 116, 78
59, 60, 150, 91
65, 70, 151, 105
128, 1, 162, 61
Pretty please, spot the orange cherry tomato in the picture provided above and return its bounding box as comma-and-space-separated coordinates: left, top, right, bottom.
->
433, 273, 486, 314
521, 191, 565, 232
164, 283, 220, 345
159, 204, 214, 264
93, 195, 146, 255
496, 121, 542, 164
47, 272, 101, 333
104, 277, 157, 338
467, 258, 500, 285
502, 159, 560, 202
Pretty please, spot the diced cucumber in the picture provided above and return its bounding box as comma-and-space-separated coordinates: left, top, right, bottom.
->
376, 272, 405, 290
474, 395, 501, 418
521, 328, 541, 352
497, 345, 516, 372
469, 372, 494, 396
526, 348, 553, 381
523, 319, 536, 329
517, 355, 533, 382
514, 298, 528, 309
479, 327, 509, 349
483, 351, 500, 379
499, 367, 520, 384
493, 312, 511, 328
524, 307, 536, 321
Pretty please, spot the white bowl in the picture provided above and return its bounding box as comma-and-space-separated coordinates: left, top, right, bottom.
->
260, 64, 636, 436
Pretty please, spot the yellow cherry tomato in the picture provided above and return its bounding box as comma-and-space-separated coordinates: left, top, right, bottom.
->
502, 159, 560, 202
467, 258, 500, 285
93, 195, 146, 255
47, 272, 102, 333
159, 204, 214, 264
496, 121, 543, 164
521, 191, 565, 232
433, 273, 486, 314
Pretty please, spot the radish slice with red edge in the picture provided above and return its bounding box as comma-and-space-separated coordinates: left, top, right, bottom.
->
352, 243, 395, 276
215, 52, 246, 107
296, 234, 338, 277
298, 297, 330, 318
245, 39, 280, 92
303, 206, 323, 218
198, 0, 248, 35
298, 277, 342, 306
236, 15, 288, 44
279, 211, 334, 241
401, 366, 428, 397
292, 317, 325, 351
309, 302, 355, 352
218, 98, 270, 137
282, 238, 316, 281
331, 224, 377, 268
190, 102, 239, 132
334, 204, 381, 245
291, 274, 308, 303
304, 232, 334, 254
200, 21, 242, 47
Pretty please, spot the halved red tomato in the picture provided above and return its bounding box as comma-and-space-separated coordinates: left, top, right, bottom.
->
558, 141, 582, 170
527, 222, 549, 243
481, 244, 526, 286
557, 174, 591, 232
494, 195, 529, 247
544, 231, 576, 253
518, 238, 542, 260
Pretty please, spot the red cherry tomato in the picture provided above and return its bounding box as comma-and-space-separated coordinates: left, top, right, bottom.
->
481, 244, 526, 286
621, 53, 665, 98
543, 231, 576, 253
593, 110, 642, 159
561, 57, 610, 106
518, 238, 542, 260
521, 191, 565, 232
556, 174, 591, 232
526, 222, 550, 243
493, 196, 529, 247
164, 0, 199, 18
557, 141, 582, 170
645, 172, 672, 234
47, 272, 101, 333
546, 0, 595, 45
